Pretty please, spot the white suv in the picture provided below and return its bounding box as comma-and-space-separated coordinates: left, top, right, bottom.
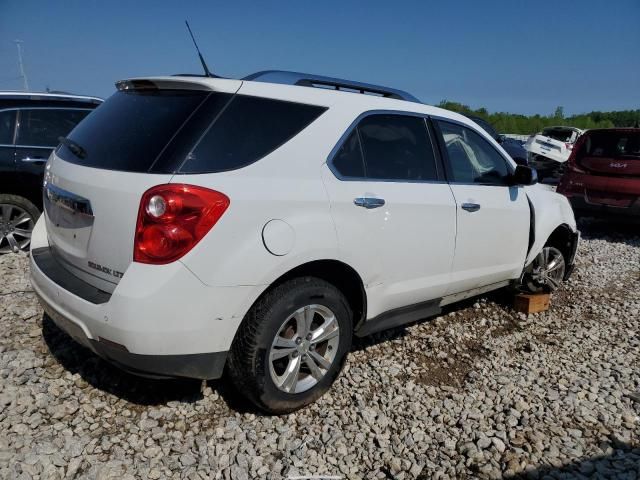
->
30, 71, 579, 413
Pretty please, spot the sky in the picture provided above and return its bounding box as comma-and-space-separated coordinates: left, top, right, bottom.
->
1, 0, 638, 116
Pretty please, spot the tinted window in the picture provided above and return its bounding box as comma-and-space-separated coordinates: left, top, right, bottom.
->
181, 96, 326, 173
17, 109, 90, 147
57, 90, 213, 172
357, 114, 438, 181
438, 121, 511, 185
580, 131, 640, 160
0, 110, 16, 144
542, 128, 578, 143
332, 130, 365, 178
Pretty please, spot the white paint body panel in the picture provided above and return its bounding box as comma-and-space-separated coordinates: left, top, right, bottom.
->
321, 165, 457, 318
447, 185, 530, 293
524, 183, 577, 266
31, 215, 262, 355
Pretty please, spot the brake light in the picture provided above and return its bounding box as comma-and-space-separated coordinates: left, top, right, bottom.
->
134, 184, 229, 264
565, 136, 587, 174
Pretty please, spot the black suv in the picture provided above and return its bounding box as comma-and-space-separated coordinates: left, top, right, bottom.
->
0, 92, 102, 253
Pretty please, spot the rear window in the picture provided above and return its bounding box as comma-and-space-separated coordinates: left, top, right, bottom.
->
579, 131, 640, 160
542, 128, 577, 143
56, 89, 326, 174
180, 96, 326, 173
57, 90, 214, 172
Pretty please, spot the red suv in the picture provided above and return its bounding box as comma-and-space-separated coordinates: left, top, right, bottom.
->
557, 128, 640, 218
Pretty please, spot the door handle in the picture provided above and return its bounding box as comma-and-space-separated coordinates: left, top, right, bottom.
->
354, 197, 385, 209
21, 157, 47, 164
461, 203, 481, 212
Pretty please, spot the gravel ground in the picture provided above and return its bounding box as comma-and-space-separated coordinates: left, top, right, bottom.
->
1, 218, 639, 480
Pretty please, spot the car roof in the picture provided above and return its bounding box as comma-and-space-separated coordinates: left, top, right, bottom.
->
128, 74, 473, 127
584, 128, 640, 133
0, 91, 103, 104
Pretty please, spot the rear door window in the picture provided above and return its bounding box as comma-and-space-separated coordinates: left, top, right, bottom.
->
331, 114, 439, 181
0, 110, 16, 144
17, 109, 90, 147
180, 96, 326, 173
331, 130, 365, 178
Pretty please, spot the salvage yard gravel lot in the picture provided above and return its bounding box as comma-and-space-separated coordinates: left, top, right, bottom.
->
1, 219, 639, 479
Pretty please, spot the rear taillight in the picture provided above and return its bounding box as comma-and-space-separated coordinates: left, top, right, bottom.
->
134, 184, 229, 264
565, 136, 587, 174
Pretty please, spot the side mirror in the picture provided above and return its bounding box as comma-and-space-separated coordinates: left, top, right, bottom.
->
497, 134, 506, 144
512, 165, 538, 186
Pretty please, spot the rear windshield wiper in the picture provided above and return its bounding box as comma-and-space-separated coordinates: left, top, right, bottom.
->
58, 136, 87, 159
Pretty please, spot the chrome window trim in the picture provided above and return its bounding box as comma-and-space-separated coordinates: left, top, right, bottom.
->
11, 144, 56, 149
326, 109, 447, 184
44, 183, 94, 217
0, 92, 102, 103
0, 107, 95, 113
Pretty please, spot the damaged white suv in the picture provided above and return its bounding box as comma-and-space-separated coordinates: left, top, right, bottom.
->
30, 71, 579, 413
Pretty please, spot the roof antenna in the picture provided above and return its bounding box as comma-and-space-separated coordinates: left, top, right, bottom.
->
185, 20, 214, 77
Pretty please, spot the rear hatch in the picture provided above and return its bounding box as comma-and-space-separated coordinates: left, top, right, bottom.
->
43, 77, 241, 292
575, 129, 640, 177
525, 127, 580, 163
569, 129, 640, 207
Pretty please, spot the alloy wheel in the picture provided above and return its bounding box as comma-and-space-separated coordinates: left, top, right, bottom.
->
268, 304, 340, 394
0, 204, 34, 254
529, 246, 566, 291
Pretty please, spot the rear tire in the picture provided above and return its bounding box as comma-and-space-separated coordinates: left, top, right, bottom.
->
0, 194, 40, 254
227, 277, 353, 414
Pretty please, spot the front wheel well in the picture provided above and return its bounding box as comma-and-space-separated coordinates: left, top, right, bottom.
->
266, 260, 366, 330
545, 224, 575, 263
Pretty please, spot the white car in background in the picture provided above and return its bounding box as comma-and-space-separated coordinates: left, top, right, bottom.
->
525, 126, 583, 180
29, 71, 579, 413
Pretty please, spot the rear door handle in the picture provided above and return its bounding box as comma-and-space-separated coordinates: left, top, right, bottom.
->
21, 157, 47, 164
461, 203, 481, 212
354, 197, 385, 209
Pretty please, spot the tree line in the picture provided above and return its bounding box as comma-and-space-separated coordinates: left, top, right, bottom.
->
437, 101, 640, 134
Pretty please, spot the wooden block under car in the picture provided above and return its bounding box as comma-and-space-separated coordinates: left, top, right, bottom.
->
513, 293, 551, 314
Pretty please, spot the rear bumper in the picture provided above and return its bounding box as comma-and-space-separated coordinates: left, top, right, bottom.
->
29, 217, 263, 380
558, 171, 640, 218
36, 287, 227, 379
568, 196, 640, 218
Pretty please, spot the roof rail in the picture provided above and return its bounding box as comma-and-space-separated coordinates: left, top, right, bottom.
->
243, 70, 420, 103
0, 91, 102, 103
